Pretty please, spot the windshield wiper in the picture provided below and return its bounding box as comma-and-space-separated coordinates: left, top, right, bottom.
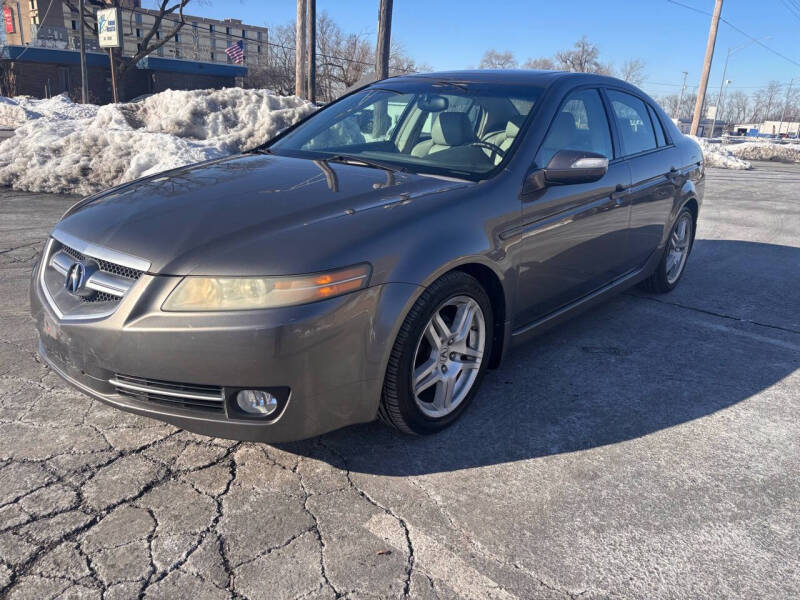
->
246, 147, 273, 155
324, 154, 407, 173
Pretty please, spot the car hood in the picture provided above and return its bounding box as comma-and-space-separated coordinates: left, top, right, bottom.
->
55, 153, 472, 275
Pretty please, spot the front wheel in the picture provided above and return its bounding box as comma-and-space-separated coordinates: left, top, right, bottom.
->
379, 271, 493, 435
640, 207, 695, 293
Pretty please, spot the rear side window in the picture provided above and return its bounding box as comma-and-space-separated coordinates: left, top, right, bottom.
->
537, 89, 614, 167
607, 90, 657, 156
647, 104, 667, 147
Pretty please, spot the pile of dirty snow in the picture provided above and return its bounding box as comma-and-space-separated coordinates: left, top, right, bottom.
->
0, 89, 315, 195
690, 136, 752, 170
726, 140, 800, 164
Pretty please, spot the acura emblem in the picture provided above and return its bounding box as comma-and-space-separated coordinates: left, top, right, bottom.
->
65, 262, 87, 296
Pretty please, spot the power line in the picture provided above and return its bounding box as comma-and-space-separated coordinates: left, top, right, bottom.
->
666, 0, 800, 69
645, 79, 797, 89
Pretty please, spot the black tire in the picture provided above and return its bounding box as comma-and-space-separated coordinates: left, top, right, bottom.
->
379, 271, 494, 435
640, 207, 695, 294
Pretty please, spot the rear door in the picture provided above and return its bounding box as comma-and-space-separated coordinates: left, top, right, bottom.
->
514, 88, 632, 327
605, 89, 680, 269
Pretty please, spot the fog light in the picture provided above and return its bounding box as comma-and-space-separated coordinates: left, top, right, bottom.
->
236, 390, 278, 416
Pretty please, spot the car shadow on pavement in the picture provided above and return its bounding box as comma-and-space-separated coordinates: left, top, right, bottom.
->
277, 240, 800, 476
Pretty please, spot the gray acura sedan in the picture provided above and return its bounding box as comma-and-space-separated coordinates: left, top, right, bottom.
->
31, 70, 704, 442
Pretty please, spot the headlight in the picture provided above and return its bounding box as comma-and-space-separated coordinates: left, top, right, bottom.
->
162, 264, 371, 311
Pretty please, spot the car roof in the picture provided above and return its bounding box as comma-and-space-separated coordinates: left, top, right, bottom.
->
386, 69, 641, 94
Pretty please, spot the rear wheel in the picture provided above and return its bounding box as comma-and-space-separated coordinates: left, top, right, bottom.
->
379, 271, 493, 435
640, 207, 695, 293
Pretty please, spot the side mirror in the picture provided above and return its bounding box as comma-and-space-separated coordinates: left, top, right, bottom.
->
523, 150, 609, 194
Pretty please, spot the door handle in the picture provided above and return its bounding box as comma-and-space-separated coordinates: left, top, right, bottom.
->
611, 183, 630, 203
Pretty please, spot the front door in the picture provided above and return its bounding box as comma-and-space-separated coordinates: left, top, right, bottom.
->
513, 88, 632, 328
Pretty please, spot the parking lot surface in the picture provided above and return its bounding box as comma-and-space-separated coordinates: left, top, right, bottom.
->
1, 162, 798, 599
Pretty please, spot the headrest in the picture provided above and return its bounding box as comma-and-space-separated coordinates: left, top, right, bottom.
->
505, 115, 525, 138
553, 111, 577, 132
432, 112, 475, 147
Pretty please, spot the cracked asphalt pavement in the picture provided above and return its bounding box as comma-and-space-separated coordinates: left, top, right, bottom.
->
1, 162, 799, 599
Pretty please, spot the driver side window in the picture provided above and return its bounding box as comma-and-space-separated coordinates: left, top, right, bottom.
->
537, 89, 613, 167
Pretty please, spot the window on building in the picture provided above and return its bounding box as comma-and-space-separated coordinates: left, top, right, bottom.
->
242, 29, 247, 38
157, 47, 164, 56
71, 20, 78, 30
209, 24, 215, 33
155, 30, 161, 40
175, 47, 181, 58
225, 26, 231, 35
175, 33, 181, 43
257, 45, 262, 54
135, 13, 142, 25
136, 28, 142, 38
257, 31, 262, 41
210, 52, 215, 61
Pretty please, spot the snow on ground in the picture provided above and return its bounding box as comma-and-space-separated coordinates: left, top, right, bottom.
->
690, 135, 800, 170
689, 136, 753, 170
0, 88, 315, 195
726, 140, 800, 164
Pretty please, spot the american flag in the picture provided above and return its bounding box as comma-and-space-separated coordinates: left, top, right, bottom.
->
225, 40, 244, 64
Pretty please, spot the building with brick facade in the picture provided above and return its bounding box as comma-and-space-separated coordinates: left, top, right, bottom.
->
0, 0, 266, 101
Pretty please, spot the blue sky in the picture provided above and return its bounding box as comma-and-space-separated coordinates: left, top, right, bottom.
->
190, 0, 800, 97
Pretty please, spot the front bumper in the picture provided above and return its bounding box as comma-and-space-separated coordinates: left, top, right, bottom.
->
31, 257, 421, 442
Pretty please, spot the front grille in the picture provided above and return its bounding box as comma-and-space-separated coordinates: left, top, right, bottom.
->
61, 244, 142, 281
110, 374, 225, 413
81, 291, 118, 304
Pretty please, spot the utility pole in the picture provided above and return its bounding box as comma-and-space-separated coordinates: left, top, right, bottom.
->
306, 0, 316, 103
295, 0, 307, 98
777, 78, 794, 138
691, 0, 724, 136
676, 71, 688, 119
108, 48, 118, 103
710, 79, 730, 139
376, 0, 393, 81
78, 0, 88, 103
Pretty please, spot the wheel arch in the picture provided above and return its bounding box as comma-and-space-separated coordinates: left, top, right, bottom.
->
451, 262, 507, 369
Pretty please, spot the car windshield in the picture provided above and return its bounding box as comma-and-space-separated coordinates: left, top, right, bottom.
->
268, 79, 542, 181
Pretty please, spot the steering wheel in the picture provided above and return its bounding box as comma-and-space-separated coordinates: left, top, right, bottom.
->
470, 141, 507, 158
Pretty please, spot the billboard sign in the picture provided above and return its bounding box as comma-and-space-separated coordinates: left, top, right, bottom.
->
3, 6, 15, 34
97, 7, 122, 48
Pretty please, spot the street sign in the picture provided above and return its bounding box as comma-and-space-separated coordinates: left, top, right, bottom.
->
97, 7, 121, 48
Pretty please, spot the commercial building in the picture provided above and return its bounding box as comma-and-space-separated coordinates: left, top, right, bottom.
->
0, 0, 267, 101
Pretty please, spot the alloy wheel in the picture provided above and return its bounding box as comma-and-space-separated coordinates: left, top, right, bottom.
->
411, 295, 486, 418
665, 213, 693, 285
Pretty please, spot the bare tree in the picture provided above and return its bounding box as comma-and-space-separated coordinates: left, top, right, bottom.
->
555, 35, 610, 74
751, 81, 783, 121
657, 94, 680, 119
479, 50, 517, 69
522, 57, 555, 70
63, 0, 193, 100
619, 59, 646, 86
726, 90, 749, 124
